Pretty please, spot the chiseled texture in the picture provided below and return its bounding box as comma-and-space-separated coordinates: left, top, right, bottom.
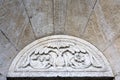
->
0, 0, 120, 80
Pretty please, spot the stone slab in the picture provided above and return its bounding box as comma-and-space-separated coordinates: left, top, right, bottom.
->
7, 35, 113, 78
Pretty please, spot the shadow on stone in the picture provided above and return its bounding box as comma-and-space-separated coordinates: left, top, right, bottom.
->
7, 77, 114, 80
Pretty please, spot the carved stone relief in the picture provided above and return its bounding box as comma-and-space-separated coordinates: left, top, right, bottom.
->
7, 35, 113, 77
18, 41, 103, 71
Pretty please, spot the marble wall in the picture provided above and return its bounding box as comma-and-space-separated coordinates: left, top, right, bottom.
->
0, 0, 120, 80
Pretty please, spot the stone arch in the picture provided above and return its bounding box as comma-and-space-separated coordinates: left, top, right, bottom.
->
7, 35, 114, 80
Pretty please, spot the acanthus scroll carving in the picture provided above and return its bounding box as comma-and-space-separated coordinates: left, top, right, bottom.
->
8, 35, 114, 77
19, 42, 102, 70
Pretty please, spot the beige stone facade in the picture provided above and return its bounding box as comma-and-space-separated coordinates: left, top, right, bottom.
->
0, 0, 120, 80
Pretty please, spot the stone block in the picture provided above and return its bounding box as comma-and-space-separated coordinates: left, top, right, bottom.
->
0, 0, 30, 50
17, 23, 35, 50
0, 31, 18, 79
23, 0, 54, 38
94, 0, 120, 42
82, 12, 109, 51
64, 0, 94, 37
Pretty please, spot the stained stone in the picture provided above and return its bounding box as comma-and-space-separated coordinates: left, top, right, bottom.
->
23, 0, 54, 38
0, 0, 120, 80
82, 12, 109, 51
0, 31, 18, 79
53, 0, 67, 34
64, 0, 93, 37
94, 0, 120, 42
0, 0, 30, 50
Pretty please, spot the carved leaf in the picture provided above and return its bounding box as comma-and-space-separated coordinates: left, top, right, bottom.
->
90, 54, 102, 68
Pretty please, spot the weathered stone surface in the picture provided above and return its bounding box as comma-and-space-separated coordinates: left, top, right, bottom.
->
54, 0, 67, 34
115, 74, 120, 80
64, 0, 94, 37
17, 24, 35, 50
0, 0, 31, 50
108, 37, 120, 76
94, 0, 120, 42
82, 12, 109, 51
103, 44, 120, 75
0, 31, 18, 79
8, 35, 113, 78
0, 0, 120, 80
103, 44, 120, 80
0, 76, 6, 80
23, 0, 54, 38
114, 37, 120, 53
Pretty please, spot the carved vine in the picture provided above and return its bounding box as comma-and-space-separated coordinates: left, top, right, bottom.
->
19, 43, 102, 69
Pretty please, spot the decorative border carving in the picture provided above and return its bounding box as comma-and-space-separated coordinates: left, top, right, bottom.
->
7, 35, 114, 77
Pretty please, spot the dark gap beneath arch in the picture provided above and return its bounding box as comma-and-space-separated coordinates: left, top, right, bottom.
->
7, 77, 114, 80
